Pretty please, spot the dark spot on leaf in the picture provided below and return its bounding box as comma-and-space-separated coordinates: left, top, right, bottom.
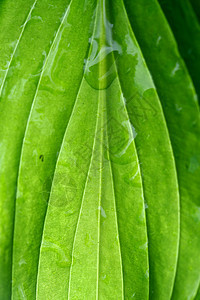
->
39, 154, 44, 162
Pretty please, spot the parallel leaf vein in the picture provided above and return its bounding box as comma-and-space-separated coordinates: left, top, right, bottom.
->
105, 119, 124, 299
36, 2, 100, 297
68, 90, 102, 300
0, 0, 38, 96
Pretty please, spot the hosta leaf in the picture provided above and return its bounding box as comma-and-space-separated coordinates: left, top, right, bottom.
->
36, 1, 149, 298
12, 0, 179, 298
158, 0, 200, 102
13, 0, 149, 298
3, 0, 200, 299
123, 0, 200, 299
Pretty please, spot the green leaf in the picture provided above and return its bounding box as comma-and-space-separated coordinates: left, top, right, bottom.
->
111, 1, 180, 299
0, 0, 36, 92
190, 0, 200, 22
1, 0, 199, 299
123, 0, 200, 298
13, 0, 149, 298
196, 287, 200, 300
11, 0, 179, 298
0, 1, 37, 297
158, 0, 200, 102
0, 0, 77, 298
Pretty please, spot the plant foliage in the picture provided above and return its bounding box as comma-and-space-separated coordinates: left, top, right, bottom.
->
0, 0, 200, 299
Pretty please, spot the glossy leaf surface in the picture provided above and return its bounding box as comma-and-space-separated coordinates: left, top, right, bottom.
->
0, 1, 36, 296
110, 1, 180, 299
36, 0, 179, 298
0, 0, 199, 299
0, 0, 74, 297
12, 0, 97, 298
124, 0, 200, 299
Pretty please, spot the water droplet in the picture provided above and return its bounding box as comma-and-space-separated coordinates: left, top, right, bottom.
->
156, 36, 162, 46
171, 62, 180, 77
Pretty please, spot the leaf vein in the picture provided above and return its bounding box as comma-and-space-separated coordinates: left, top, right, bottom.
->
105, 121, 124, 299
0, 0, 38, 96
68, 91, 102, 300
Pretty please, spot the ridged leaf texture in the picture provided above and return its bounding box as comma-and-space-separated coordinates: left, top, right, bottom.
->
0, 0, 200, 299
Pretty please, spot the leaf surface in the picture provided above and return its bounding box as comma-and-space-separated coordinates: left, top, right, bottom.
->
36, 1, 149, 298
36, 0, 178, 298
0, 0, 188, 299
0, 1, 36, 297
0, 0, 36, 92
124, 0, 200, 298
190, 0, 200, 22
12, 0, 97, 298
196, 287, 200, 300
159, 0, 200, 102
111, 1, 180, 299
0, 0, 72, 298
